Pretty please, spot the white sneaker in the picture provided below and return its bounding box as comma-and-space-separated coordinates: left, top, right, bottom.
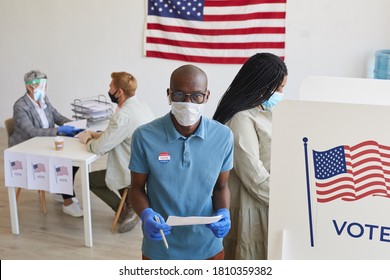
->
63, 201, 83, 217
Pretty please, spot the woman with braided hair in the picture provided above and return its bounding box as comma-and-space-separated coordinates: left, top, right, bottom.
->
213, 53, 288, 259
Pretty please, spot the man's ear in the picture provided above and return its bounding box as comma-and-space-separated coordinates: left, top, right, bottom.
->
166, 88, 171, 105
117, 88, 126, 99
204, 90, 210, 103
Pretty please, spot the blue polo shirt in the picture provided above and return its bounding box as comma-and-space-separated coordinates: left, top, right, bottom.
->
129, 113, 233, 260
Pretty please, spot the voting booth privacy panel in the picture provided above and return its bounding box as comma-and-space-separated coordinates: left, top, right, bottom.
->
268, 100, 390, 259
268, 77, 390, 259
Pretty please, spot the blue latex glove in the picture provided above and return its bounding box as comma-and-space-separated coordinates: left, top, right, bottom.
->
206, 208, 231, 238
58, 125, 84, 137
141, 208, 172, 241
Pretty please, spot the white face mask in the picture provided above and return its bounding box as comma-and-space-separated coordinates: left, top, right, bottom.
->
171, 102, 205, 126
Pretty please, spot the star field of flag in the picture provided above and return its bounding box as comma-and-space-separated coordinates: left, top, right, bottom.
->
313, 146, 347, 179
148, 0, 205, 21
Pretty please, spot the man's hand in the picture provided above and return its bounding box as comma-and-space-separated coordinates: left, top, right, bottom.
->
90, 131, 103, 139
141, 208, 172, 240
78, 130, 93, 144
206, 208, 231, 238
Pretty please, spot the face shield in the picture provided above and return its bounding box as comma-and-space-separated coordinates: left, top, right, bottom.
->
26, 78, 47, 101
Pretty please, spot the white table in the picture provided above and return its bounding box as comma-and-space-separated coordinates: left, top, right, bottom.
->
5, 136, 100, 247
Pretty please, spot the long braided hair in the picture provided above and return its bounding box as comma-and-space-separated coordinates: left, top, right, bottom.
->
213, 53, 287, 124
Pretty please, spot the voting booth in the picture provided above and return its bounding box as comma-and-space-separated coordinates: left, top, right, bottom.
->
268, 76, 390, 259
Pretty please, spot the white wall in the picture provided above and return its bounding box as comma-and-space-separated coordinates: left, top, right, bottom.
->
1, 0, 389, 126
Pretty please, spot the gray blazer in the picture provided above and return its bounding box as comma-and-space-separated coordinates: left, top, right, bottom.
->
9, 94, 71, 147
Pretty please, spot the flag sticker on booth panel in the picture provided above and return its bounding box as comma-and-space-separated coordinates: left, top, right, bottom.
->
312, 140, 390, 203
11, 160, 23, 171
33, 163, 46, 173
56, 166, 69, 176
145, 0, 286, 64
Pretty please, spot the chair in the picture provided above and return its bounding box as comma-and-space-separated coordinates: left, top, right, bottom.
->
111, 187, 129, 232
4, 117, 47, 214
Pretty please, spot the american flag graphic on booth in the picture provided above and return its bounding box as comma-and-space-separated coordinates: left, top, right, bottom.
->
33, 163, 46, 173
11, 160, 23, 171
145, 0, 286, 64
56, 166, 69, 176
312, 140, 390, 203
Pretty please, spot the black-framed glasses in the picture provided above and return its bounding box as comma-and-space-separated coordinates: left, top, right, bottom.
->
170, 90, 208, 104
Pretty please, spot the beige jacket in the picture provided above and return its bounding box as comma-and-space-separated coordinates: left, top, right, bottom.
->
87, 96, 154, 190
223, 107, 272, 260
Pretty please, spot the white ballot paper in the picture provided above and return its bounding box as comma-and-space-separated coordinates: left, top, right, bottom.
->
64, 119, 87, 130
166, 215, 222, 226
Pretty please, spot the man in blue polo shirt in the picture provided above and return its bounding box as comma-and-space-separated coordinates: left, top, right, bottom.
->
129, 64, 234, 260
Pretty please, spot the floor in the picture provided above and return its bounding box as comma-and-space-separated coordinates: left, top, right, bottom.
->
0, 127, 143, 260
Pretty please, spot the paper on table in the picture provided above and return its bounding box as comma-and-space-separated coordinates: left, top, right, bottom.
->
64, 119, 87, 130
166, 215, 222, 226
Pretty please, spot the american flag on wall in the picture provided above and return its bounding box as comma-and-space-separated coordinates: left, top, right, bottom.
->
312, 140, 390, 203
145, 0, 286, 64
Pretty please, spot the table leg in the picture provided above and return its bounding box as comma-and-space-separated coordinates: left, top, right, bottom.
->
80, 162, 93, 247
8, 187, 19, 234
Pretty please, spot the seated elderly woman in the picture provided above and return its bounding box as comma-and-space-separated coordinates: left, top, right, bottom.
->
10, 69, 83, 217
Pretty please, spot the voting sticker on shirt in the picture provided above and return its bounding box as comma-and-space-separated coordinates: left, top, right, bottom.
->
158, 152, 170, 163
